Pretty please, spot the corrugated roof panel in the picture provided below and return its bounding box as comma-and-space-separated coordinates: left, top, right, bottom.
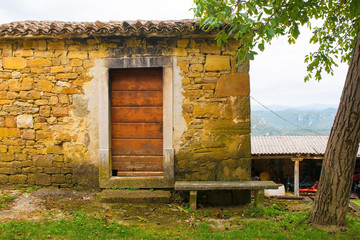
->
251, 136, 360, 156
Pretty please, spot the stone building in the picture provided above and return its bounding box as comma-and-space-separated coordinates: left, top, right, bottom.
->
0, 20, 250, 190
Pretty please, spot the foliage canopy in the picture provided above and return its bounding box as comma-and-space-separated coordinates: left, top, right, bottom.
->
193, 0, 360, 81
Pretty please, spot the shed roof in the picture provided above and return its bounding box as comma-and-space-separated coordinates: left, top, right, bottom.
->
0, 20, 205, 38
251, 136, 360, 157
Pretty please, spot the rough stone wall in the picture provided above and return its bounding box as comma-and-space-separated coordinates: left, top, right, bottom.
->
174, 39, 251, 181
0, 36, 250, 189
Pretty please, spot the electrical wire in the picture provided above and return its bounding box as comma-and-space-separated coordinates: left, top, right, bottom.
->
250, 96, 323, 136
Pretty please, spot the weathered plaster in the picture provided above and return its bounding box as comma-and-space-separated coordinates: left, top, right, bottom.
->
172, 56, 187, 153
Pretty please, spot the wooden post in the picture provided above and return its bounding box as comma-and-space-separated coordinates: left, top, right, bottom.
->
291, 158, 303, 197
189, 190, 197, 210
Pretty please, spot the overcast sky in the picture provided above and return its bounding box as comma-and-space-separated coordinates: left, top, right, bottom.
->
0, 0, 348, 108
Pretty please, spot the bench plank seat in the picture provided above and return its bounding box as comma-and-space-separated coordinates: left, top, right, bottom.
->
175, 181, 278, 210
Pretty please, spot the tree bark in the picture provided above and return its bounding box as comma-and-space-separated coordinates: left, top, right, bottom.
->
309, 30, 360, 226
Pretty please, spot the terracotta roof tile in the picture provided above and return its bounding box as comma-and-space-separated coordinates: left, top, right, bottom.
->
0, 20, 205, 38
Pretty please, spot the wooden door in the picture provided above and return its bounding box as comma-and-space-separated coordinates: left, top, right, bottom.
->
110, 68, 163, 177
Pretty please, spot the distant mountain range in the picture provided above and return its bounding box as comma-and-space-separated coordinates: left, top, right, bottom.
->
251, 105, 337, 136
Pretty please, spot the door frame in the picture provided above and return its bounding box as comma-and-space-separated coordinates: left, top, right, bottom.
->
97, 57, 174, 188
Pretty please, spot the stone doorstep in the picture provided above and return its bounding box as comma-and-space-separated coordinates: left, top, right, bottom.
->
100, 190, 171, 204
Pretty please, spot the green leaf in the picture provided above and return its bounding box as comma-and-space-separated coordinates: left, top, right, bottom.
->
266, 29, 275, 39
258, 42, 265, 51
350, 0, 360, 18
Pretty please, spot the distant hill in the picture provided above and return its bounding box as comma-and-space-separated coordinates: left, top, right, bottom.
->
251, 105, 337, 136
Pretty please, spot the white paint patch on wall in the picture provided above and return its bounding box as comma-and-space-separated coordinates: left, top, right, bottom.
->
84, 59, 106, 166
172, 57, 187, 153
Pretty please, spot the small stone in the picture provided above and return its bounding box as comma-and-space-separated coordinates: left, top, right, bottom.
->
58, 94, 69, 104
27, 59, 52, 67
0, 128, 20, 137
23, 130, 35, 140
205, 55, 231, 71
17, 114, 34, 128
51, 66, 64, 73
5, 116, 16, 128
37, 80, 52, 92
35, 174, 51, 186
9, 79, 20, 91
20, 78, 34, 90
68, 51, 88, 59
48, 96, 58, 105
2, 57, 26, 69
9, 175, 27, 184
52, 107, 68, 117
39, 106, 51, 117
34, 155, 52, 167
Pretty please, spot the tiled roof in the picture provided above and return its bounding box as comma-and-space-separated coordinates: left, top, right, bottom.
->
251, 136, 360, 156
0, 20, 205, 38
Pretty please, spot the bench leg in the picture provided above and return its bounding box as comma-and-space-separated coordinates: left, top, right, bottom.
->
254, 189, 264, 208
190, 190, 197, 210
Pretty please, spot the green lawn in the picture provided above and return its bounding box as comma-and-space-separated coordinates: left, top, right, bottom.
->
352, 200, 360, 206
1, 205, 359, 239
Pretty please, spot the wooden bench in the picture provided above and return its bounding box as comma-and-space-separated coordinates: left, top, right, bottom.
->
174, 181, 278, 210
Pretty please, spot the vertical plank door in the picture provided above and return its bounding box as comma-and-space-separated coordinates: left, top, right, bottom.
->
110, 68, 163, 177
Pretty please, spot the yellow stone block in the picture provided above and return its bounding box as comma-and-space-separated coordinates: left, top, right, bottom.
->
62, 87, 79, 94
27, 59, 52, 67
20, 78, 34, 90
52, 106, 68, 117
72, 80, 83, 86
0, 91, 6, 99
15, 49, 33, 57
0, 100, 10, 105
51, 66, 64, 73
49, 96, 58, 105
177, 39, 189, 48
173, 48, 188, 57
56, 73, 78, 80
214, 73, 250, 97
190, 64, 204, 72
9, 79, 20, 91
46, 145, 63, 154
188, 72, 202, 78
30, 68, 43, 74
0, 82, 8, 91
48, 41, 65, 50
0, 72, 12, 79
0, 145, 7, 153
37, 80, 52, 92
183, 90, 203, 99
34, 51, 53, 58
83, 60, 94, 68
68, 51, 88, 59
193, 103, 221, 118
89, 51, 108, 59
2, 57, 26, 69
200, 44, 221, 54
0, 128, 20, 137
5, 117, 16, 128
6, 91, 17, 99
204, 55, 231, 71
71, 59, 83, 67
177, 61, 189, 72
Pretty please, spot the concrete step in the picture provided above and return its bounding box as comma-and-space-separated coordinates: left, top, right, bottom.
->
100, 189, 171, 204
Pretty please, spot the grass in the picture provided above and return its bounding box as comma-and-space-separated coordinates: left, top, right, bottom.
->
352, 200, 360, 206
0, 191, 18, 209
0, 204, 359, 239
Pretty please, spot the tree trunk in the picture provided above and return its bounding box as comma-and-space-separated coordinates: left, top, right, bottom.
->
309, 30, 360, 226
